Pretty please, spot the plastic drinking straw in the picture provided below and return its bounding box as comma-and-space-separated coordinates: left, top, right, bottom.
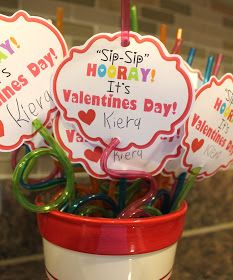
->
66, 193, 119, 217
100, 138, 158, 218
170, 172, 187, 210
121, 0, 130, 47
170, 167, 201, 212
212, 54, 223, 77
203, 55, 215, 84
56, 7, 64, 35
19, 156, 65, 191
172, 28, 183, 54
128, 208, 152, 218
148, 188, 171, 214
12, 119, 75, 213
118, 178, 126, 211
124, 179, 142, 204
130, 4, 139, 32
79, 205, 114, 218
160, 24, 167, 46
17, 149, 62, 188
142, 206, 162, 216
187, 47, 196, 66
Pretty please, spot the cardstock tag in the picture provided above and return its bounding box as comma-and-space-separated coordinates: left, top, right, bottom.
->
53, 113, 107, 178
162, 148, 188, 179
0, 11, 67, 151
54, 112, 184, 178
182, 74, 233, 177
184, 62, 203, 91
53, 32, 193, 150
107, 128, 183, 174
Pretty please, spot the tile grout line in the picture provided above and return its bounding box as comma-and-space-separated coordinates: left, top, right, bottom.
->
0, 221, 233, 267
182, 221, 233, 238
0, 254, 43, 267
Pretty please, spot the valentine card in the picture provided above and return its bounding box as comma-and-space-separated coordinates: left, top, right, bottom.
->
53, 112, 107, 178
184, 62, 203, 91
162, 148, 188, 179
0, 11, 67, 151
53, 32, 193, 150
182, 74, 233, 178
54, 111, 185, 178
107, 127, 183, 174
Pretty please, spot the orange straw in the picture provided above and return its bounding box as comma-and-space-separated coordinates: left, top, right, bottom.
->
56, 7, 64, 35
159, 24, 167, 46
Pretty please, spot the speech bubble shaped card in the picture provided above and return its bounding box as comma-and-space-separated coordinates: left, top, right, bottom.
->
184, 62, 203, 91
107, 128, 183, 174
53, 112, 107, 178
0, 11, 67, 151
54, 112, 185, 178
162, 148, 188, 179
182, 74, 233, 178
53, 32, 193, 150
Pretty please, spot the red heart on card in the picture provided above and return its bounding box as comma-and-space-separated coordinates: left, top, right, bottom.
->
191, 138, 204, 152
0, 120, 4, 137
84, 147, 103, 163
78, 109, 96, 125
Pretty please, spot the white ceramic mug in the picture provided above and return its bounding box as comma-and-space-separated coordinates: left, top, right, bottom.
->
38, 202, 187, 280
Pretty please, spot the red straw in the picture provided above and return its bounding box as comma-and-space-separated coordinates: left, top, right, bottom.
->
172, 28, 183, 54
212, 54, 223, 77
121, 0, 130, 47
100, 138, 158, 218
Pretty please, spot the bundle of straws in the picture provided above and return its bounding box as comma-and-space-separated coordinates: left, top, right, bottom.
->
9, 3, 231, 220
11, 118, 200, 219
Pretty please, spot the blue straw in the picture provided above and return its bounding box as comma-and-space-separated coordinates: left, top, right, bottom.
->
66, 193, 119, 216
203, 56, 215, 84
187, 47, 196, 66
118, 178, 127, 211
170, 172, 187, 211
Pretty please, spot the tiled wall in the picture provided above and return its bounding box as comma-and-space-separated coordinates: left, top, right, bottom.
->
0, 0, 232, 279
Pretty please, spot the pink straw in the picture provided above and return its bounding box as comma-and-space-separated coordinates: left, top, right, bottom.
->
121, 0, 130, 47
212, 54, 223, 77
172, 28, 183, 54
100, 138, 158, 218
172, 39, 182, 54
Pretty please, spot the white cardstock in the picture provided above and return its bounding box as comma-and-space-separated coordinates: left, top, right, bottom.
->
184, 62, 203, 91
107, 128, 183, 175
0, 11, 67, 151
162, 148, 188, 179
53, 113, 107, 178
53, 32, 193, 150
54, 113, 184, 178
182, 74, 233, 178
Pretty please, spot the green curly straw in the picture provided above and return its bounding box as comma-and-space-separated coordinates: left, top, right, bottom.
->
170, 167, 201, 212
12, 119, 75, 213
